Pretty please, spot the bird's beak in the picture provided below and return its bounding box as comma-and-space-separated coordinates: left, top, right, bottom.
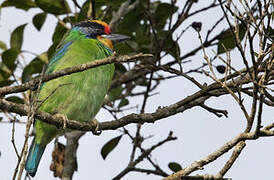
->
102, 34, 130, 44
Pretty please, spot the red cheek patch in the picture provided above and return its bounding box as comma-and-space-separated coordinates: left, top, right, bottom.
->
104, 25, 111, 34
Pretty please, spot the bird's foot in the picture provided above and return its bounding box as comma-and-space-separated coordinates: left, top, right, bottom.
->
91, 119, 101, 135
55, 114, 68, 129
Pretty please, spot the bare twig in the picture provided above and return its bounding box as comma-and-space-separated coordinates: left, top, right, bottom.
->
113, 132, 176, 179
164, 129, 274, 180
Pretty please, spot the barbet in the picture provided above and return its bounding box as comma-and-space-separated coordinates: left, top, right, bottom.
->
25, 20, 129, 177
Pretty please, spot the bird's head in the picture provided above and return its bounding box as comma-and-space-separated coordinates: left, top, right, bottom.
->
73, 20, 129, 50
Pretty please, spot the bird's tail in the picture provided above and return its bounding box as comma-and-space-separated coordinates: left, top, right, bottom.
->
25, 137, 46, 177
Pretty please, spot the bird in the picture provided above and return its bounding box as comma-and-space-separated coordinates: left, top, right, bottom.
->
25, 20, 129, 177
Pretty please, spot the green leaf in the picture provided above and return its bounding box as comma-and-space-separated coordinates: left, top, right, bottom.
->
0, 117, 3, 122
10, 24, 27, 50
5, 96, 24, 104
1, 48, 20, 72
52, 23, 68, 44
0, 80, 15, 87
217, 24, 247, 54
135, 78, 148, 86
115, 63, 127, 74
168, 162, 182, 173
109, 0, 127, 9
108, 86, 123, 101
158, 30, 180, 59
0, 41, 7, 51
134, 24, 150, 53
48, 23, 68, 59
101, 135, 122, 160
35, 0, 71, 15
1, 0, 36, 11
0, 66, 11, 80
77, 0, 90, 22
22, 53, 47, 82
33, 12, 47, 31
118, 98, 129, 108
266, 27, 274, 39
63, 16, 77, 24
47, 43, 58, 60
113, 42, 133, 55
155, 3, 178, 30
118, 6, 143, 34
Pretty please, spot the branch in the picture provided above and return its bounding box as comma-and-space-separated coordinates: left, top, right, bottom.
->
200, 103, 228, 118
0, 71, 259, 133
0, 53, 152, 96
164, 129, 274, 180
62, 131, 85, 180
113, 132, 176, 179
215, 141, 246, 178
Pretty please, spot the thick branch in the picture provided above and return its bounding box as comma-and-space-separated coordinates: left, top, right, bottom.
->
62, 131, 85, 180
0, 53, 152, 96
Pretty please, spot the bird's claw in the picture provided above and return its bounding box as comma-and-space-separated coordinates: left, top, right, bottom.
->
55, 114, 68, 129
91, 119, 101, 135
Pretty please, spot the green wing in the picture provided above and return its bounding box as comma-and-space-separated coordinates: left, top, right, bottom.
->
35, 38, 114, 145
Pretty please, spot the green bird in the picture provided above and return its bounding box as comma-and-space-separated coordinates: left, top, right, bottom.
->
25, 20, 129, 177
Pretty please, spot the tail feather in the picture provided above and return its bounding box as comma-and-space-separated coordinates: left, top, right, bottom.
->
25, 137, 46, 177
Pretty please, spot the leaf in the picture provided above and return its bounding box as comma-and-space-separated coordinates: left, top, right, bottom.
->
158, 30, 180, 59
35, 0, 71, 15
47, 22, 68, 59
118, 6, 143, 34
113, 42, 133, 55
216, 65, 226, 74
108, 86, 123, 101
168, 162, 182, 173
101, 135, 122, 160
217, 24, 246, 54
22, 53, 47, 82
47, 43, 58, 60
0, 41, 7, 51
109, 0, 127, 10
33, 12, 47, 31
113, 63, 127, 80
155, 3, 178, 30
1, 0, 36, 11
0, 66, 11, 80
135, 78, 148, 86
10, 24, 27, 50
266, 27, 274, 39
63, 16, 77, 24
5, 96, 24, 104
0, 117, 2, 122
115, 63, 127, 74
118, 98, 129, 108
48, 23, 68, 59
1, 48, 20, 72
0, 80, 15, 87
77, 0, 90, 22
52, 23, 68, 44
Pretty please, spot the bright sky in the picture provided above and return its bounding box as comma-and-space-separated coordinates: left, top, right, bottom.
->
0, 1, 273, 180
